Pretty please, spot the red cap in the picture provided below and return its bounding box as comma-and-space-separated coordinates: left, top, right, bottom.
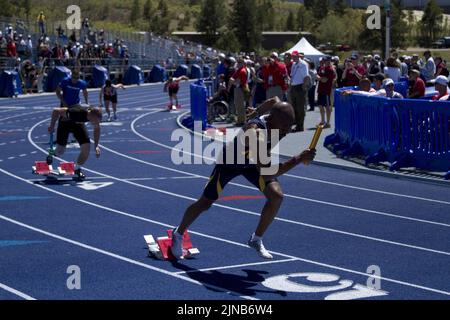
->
292, 51, 300, 57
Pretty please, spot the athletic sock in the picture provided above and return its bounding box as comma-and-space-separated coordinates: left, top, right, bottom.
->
251, 233, 262, 242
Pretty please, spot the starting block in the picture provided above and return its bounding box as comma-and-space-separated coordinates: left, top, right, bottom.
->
144, 229, 199, 260
32, 161, 76, 178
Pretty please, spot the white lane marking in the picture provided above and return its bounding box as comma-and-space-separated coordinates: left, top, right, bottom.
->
0, 214, 257, 301
284, 174, 450, 205
0, 282, 36, 300
1, 168, 450, 298
27, 119, 450, 258
0, 110, 49, 122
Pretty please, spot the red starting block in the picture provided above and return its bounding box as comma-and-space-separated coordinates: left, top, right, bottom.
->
58, 162, 75, 175
32, 161, 52, 175
144, 229, 199, 260
32, 161, 76, 178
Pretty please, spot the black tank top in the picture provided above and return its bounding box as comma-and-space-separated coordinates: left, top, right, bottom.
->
67, 106, 89, 123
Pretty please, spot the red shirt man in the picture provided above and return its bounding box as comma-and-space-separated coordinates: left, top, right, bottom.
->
231, 64, 248, 89
317, 59, 336, 96
408, 69, 425, 98
7, 40, 17, 57
343, 55, 365, 87
263, 55, 288, 92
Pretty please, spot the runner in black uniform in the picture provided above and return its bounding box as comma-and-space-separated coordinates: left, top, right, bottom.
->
99, 80, 125, 121
170, 97, 316, 260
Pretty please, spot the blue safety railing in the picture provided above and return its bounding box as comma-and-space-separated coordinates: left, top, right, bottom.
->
325, 87, 450, 179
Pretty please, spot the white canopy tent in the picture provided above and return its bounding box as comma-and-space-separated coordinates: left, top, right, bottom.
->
283, 37, 326, 66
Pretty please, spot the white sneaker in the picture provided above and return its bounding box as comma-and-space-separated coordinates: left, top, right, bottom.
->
170, 228, 184, 260
248, 237, 273, 259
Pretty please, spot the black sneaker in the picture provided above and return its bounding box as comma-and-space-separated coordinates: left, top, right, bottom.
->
74, 168, 86, 181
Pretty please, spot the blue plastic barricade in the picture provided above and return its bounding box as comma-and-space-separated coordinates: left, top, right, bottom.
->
123, 65, 144, 85
0, 70, 22, 97
45, 66, 71, 92
325, 85, 450, 175
186, 80, 208, 130
148, 65, 167, 83
92, 65, 109, 88
190, 64, 203, 79
174, 64, 188, 78
203, 65, 211, 79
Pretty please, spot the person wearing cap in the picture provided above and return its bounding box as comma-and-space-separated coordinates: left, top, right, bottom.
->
37, 11, 46, 35
408, 69, 425, 99
372, 73, 385, 91
216, 53, 226, 80
343, 54, 366, 87
421, 51, 436, 82
431, 75, 449, 101
263, 52, 289, 100
317, 56, 336, 129
289, 50, 309, 132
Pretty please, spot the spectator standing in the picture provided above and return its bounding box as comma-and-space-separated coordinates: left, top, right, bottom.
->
307, 61, 317, 112
37, 12, 46, 35
6, 39, 17, 58
434, 57, 449, 77
228, 57, 249, 126
263, 52, 288, 100
421, 51, 436, 83
316, 56, 336, 129
342, 54, 365, 87
289, 51, 309, 132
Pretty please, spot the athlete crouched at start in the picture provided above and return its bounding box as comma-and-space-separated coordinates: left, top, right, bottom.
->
47, 105, 102, 180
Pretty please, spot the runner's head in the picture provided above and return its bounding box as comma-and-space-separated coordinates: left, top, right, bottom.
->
71, 69, 80, 82
105, 79, 112, 87
266, 102, 295, 139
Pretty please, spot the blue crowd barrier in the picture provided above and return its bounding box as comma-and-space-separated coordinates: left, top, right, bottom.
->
123, 65, 144, 85
0, 70, 22, 97
92, 65, 109, 88
148, 65, 167, 83
44, 66, 71, 92
190, 64, 203, 79
0, 71, 23, 98
325, 87, 450, 177
203, 65, 211, 79
184, 80, 208, 131
174, 64, 188, 78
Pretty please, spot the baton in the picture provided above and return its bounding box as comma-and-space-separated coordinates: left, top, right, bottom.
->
309, 125, 324, 150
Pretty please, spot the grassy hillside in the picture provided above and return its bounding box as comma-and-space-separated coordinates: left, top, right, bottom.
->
8, 0, 303, 34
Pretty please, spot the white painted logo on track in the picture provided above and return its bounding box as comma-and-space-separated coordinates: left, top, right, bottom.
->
262, 272, 388, 300
76, 181, 114, 190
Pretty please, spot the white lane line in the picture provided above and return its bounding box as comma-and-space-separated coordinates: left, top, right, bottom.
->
0, 214, 257, 301
2, 168, 450, 298
0, 282, 36, 300
27, 120, 450, 258
0, 110, 49, 122
285, 174, 450, 205
174, 258, 299, 275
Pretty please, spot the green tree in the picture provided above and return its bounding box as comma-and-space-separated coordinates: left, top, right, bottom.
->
230, 0, 262, 52
0, 0, 14, 17
334, 0, 347, 16
296, 5, 314, 32
22, 0, 31, 24
357, 0, 407, 54
158, 0, 169, 17
130, 0, 141, 27
196, 0, 225, 46
304, 0, 315, 10
216, 28, 240, 53
313, 0, 329, 21
256, 0, 275, 31
420, 0, 444, 46
286, 11, 295, 31
143, 0, 153, 20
